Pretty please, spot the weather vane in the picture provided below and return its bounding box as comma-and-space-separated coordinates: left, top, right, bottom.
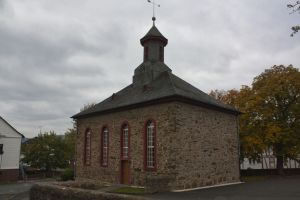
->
147, 0, 160, 25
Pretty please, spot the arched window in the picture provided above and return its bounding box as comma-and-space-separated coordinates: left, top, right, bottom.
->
101, 127, 109, 166
145, 120, 156, 170
84, 129, 91, 165
121, 123, 130, 160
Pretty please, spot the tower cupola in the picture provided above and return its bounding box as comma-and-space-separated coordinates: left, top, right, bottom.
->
132, 20, 171, 85
140, 23, 168, 63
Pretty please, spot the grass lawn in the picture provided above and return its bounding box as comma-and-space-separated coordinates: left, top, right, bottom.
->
0, 181, 17, 185
57, 182, 107, 190
110, 187, 145, 195
241, 176, 268, 182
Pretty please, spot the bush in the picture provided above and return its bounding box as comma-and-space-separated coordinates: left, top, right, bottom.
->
60, 168, 74, 181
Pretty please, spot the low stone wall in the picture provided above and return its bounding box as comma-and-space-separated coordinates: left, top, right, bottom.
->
145, 175, 174, 193
0, 169, 19, 182
30, 183, 148, 200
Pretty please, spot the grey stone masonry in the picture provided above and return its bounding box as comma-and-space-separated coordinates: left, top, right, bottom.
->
75, 101, 240, 190
172, 102, 240, 190
76, 102, 177, 187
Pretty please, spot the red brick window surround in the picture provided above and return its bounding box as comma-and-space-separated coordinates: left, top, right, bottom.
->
144, 120, 156, 171
84, 129, 91, 166
101, 127, 109, 167
121, 123, 130, 160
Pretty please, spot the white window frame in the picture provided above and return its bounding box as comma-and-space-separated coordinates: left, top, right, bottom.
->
85, 131, 91, 165
102, 128, 108, 166
146, 122, 155, 169
122, 125, 129, 159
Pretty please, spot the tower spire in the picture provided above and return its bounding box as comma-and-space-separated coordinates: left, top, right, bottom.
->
147, 0, 160, 25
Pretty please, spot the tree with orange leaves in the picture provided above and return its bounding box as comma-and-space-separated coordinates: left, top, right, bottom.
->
210, 65, 300, 174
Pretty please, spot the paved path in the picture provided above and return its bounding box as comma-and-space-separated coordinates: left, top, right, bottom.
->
1, 176, 300, 200
0, 179, 55, 200
146, 176, 300, 200
0, 182, 32, 200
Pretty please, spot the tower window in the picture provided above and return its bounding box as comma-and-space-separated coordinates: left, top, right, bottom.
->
0, 144, 3, 155
159, 46, 164, 62
101, 127, 109, 166
84, 129, 91, 165
144, 46, 149, 61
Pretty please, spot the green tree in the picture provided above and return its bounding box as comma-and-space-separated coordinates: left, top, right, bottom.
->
80, 102, 96, 112
22, 131, 68, 173
64, 128, 76, 164
63, 102, 96, 165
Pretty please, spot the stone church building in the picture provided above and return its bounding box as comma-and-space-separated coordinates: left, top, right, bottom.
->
72, 20, 240, 190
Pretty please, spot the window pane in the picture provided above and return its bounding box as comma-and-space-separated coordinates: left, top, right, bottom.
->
146, 122, 155, 168
102, 128, 108, 166
122, 125, 129, 159
85, 131, 91, 165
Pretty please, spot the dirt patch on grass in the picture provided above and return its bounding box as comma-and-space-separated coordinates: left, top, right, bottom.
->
241, 176, 269, 182
54, 181, 108, 190
30, 182, 150, 200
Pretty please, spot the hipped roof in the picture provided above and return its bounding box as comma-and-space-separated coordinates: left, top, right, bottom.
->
72, 71, 240, 119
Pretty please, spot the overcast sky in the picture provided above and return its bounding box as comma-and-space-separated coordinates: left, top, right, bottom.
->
0, 0, 299, 138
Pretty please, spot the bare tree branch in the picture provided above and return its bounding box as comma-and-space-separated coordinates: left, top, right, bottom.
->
287, 1, 300, 36
291, 26, 300, 37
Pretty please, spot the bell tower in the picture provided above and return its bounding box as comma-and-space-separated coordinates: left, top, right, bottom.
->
140, 18, 168, 63
132, 20, 171, 85
132, 3, 171, 85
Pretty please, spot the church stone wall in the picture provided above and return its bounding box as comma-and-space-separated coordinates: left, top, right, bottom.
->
75, 101, 240, 190
75, 102, 177, 186
172, 102, 240, 190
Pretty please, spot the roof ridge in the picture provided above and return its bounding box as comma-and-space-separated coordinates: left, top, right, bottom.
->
169, 73, 238, 112
167, 71, 178, 94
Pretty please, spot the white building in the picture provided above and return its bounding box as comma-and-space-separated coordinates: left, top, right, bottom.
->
241, 150, 300, 169
0, 116, 23, 182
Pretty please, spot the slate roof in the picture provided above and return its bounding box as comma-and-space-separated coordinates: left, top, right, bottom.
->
72, 70, 239, 119
140, 25, 168, 46
72, 24, 240, 119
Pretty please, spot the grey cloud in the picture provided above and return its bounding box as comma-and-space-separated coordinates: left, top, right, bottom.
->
0, 0, 299, 137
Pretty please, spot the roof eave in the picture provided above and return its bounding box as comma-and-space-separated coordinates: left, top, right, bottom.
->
140, 36, 168, 46
71, 95, 241, 119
